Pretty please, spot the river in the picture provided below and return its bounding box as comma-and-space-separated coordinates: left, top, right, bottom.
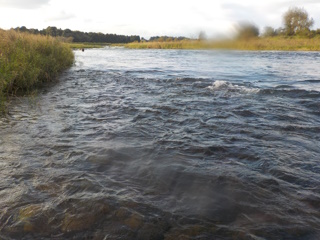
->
0, 48, 320, 239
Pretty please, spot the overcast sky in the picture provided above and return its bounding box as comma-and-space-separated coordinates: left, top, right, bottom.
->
0, 0, 320, 38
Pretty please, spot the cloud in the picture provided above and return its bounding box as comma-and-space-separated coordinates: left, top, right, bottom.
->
46, 11, 75, 22
221, 3, 262, 23
0, 0, 50, 9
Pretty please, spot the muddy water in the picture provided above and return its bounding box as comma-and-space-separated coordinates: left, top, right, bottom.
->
0, 48, 320, 239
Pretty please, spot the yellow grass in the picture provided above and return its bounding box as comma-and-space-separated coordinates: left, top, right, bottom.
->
125, 37, 320, 51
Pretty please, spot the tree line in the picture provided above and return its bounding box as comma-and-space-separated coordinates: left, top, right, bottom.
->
147, 36, 190, 42
13, 26, 140, 43
237, 7, 320, 39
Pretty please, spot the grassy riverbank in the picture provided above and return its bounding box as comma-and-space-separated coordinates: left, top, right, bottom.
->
68, 42, 110, 49
0, 29, 74, 113
125, 37, 320, 51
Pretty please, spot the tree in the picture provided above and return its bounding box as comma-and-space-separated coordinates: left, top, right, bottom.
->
236, 23, 259, 39
275, 27, 285, 36
283, 7, 314, 36
46, 26, 58, 37
262, 26, 277, 37
12, 26, 141, 44
19, 26, 27, 32
198, 31, 207, 41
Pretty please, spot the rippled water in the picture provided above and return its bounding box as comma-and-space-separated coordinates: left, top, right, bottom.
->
1, 48, 320, 239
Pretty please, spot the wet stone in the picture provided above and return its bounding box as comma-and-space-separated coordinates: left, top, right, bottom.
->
34, 182, 60, 197
23, 221, 35, 232
137, 220, 171, 240
124, 212, 144, 230
115, 207, 131, 219
18, 204, 42, 220
62, 213, 97, 232
11, 204, 50, 235
60, 200, 112, 233
114, 207, 144, 230
164, 224, 221, 240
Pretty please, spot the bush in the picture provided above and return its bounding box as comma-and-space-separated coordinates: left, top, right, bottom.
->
236, 23, 260, 40
0, 29, 74, 112
262, 26, 277, 37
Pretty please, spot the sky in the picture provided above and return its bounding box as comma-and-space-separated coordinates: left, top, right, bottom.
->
0, 0, 320, 39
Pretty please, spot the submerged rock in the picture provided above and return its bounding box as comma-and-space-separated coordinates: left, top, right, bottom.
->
61, 200, 112, 233
18, 204, 43, 233
18, 204, 42, 220
124, 212, 144, 230
62, 213, 97, 232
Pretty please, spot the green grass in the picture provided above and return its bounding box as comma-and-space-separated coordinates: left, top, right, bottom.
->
125, 37, 320, 51
0, 29, 74, 113
67, 42, 110, 49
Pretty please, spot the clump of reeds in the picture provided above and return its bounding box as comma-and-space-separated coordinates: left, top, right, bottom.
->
0, 29, 74, 113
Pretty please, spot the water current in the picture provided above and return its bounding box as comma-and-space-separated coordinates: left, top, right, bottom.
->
0, 48, 320, 239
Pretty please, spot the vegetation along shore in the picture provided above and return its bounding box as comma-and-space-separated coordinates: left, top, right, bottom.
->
126, 7, 320, 50
0, 29, 74, 113
124, 37, 320, 51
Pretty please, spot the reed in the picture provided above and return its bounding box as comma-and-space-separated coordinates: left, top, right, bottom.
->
125, 37, 320, 51
0, 29, 74, 113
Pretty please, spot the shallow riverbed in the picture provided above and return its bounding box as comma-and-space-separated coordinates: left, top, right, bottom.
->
1, 48, 320, 239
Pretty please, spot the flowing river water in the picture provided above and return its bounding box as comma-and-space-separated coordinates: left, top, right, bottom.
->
0, 48, 320, 239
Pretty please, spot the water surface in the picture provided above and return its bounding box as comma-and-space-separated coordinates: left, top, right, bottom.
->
1, 48, 320, 239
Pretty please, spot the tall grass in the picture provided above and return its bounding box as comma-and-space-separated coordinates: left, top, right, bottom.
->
125, 37, 320, 51
0, 29, 74, 113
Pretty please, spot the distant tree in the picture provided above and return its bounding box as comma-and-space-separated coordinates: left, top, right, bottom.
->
198, 31, 207, 41
275, 27, 286, 36
12, 26, 141, 44
62, 29, 73, 38
307, 30, 316, 38
283, 7, 314, 36
149, 36, 189, 42
236, 23, 259, 39
46, 26, 58, 37
19, 26, 28, 32
29, 28, 39, 35
130, 36, 140, 42
262, 26, 277, 37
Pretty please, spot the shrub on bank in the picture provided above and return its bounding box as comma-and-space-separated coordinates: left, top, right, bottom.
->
0, 29, 74, 112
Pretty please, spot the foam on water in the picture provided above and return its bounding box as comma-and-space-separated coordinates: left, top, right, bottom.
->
208, 80, 260, 94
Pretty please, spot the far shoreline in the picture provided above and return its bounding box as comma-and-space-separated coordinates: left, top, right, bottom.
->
119, 38, 320, 51
73, 38, 320, 52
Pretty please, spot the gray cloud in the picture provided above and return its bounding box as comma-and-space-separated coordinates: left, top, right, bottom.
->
0, 0, 50, 9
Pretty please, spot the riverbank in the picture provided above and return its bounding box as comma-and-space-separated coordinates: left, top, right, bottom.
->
67, 42, 110, 49
0, 29, 74, 113
125, 37, 320, 51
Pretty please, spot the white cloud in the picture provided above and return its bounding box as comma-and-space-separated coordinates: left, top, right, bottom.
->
46, 11, 75, 22
0, 0, 50, 9
0, 0, 319, 38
